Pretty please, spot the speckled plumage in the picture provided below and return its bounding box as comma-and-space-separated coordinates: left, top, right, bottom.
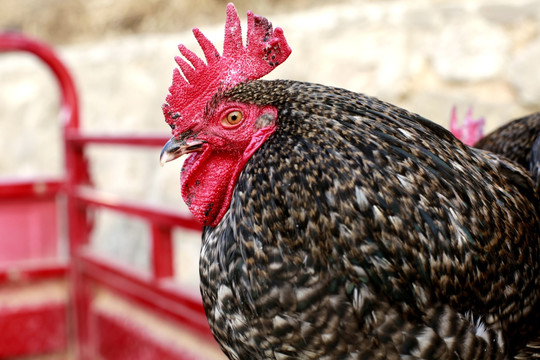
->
195, 80, 540, 359
474, 112, 540, 192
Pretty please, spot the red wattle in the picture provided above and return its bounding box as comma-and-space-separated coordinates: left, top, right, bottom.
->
181, 125, 276, 227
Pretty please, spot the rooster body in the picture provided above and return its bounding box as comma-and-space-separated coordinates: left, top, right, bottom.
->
199, 81, 540, 359
160, 5, 540, 359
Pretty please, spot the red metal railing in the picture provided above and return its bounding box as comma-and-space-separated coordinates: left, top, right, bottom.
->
0, 33, 215, 359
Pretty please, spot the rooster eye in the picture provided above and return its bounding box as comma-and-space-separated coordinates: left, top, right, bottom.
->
222, 111, 243, 127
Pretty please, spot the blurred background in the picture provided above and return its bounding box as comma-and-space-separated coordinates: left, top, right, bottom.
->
1, 0, 540, 292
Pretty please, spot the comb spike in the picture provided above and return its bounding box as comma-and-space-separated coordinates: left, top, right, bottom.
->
223, 3, 243, 58
193, 28, 221, 66
174, 55, 197, 83
246, 11, 268, 50
246, 10, 254, 46
178, 44, 206, 70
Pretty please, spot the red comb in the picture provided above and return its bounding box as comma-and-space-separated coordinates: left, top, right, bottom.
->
164, 3, 291, 132
450, 106, 485, 146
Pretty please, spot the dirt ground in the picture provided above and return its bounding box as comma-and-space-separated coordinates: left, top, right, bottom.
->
0, 0, 335, 45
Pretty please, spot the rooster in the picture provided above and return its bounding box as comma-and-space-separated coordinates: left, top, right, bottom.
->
160, 4, 540, 359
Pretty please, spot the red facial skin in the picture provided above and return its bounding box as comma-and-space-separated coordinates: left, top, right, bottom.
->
176, 102, 278, 227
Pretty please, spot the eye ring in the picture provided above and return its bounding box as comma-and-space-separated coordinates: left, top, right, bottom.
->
222, 110, 243, 127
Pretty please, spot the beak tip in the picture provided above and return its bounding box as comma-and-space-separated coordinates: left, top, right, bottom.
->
160, 137, 176, 166
159, 152, 171, 166
159, 152, 166, 167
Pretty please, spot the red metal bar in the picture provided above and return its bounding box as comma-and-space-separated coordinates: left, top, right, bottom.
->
75, 187, 201, 231
0, 261, 68, 284
70, 262, 93, 360
152, 224, 175, 279
66, 132, 170, 147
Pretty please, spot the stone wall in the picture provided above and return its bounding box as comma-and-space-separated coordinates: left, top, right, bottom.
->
1, 0, 539, 285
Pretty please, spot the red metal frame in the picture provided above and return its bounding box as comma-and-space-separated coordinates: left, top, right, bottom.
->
0, 33, 216, 359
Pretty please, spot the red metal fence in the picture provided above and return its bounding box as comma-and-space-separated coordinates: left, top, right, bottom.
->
0, 33, 221, 359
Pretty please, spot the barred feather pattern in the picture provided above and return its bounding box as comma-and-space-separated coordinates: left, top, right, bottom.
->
198, 80, 540, 359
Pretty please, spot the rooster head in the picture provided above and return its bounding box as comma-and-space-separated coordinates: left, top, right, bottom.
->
160, 3, 291, 226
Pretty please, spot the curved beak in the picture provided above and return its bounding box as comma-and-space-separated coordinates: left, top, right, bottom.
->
160, 137, 206, 166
